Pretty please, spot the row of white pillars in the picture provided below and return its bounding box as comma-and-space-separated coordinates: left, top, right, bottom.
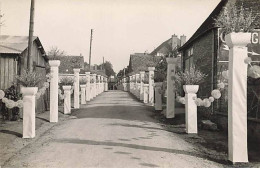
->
22, 63, 108, 139
123, 33, 250, 163
126, 67, 155, 106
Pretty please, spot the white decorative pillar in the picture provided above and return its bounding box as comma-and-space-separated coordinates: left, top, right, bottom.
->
166, 58, 177, 118
90, 74, 93, 100
85, 72, 91, 102
129, 76, 132, 93
21, 87, 38, 138
127, 77, 130, 92
154, 82, 163, 111
80, 85, 86, 104
226, 33, 250, 163
143, 84, 149, 104
148, 67, 155, 106
63, 86, 71, 114
123, 77, 126, 91
93, 74, 97, 97
99, 75, 102, 94
105, 77, 108, 91
49, 60, 60, 123
73, 68, 80, 109
140, 71, 145, 101
136, 74, 140, 98
184, 85, 199, 134
133, 74, 136, 96
101, 76, 104, 92
99, 75, 101, 94
96, 75, 100, 95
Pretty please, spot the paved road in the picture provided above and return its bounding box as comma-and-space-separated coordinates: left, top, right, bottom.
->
4, 91, 222, 168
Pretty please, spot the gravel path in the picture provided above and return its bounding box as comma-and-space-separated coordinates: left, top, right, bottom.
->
3, 91, 223, 168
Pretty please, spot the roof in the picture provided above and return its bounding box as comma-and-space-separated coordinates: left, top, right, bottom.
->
91, 69, 107, 77
179, 0, 260, 51
179, 0, 227, 50
59, 56, 85, 74
150, 38, 172, 56
128, 53, 161, 74
0, 35, 46, 57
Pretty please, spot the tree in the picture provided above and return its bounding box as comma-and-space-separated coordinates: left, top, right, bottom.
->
99, 61, 115, 77
47, 46, 66, 59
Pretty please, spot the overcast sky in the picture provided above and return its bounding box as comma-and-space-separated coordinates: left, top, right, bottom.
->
1, 0, 220, 72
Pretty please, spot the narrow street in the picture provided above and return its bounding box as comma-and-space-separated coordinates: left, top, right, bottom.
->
3, 91, 222, 168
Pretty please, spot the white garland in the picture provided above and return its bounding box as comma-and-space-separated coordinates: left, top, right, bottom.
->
0, 90, 23, 109
0, 73, 53, 109
176, 56, 258, 107
176, 82, 225, 107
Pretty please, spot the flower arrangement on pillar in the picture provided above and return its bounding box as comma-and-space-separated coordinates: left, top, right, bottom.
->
214, 4, 256, 163
60, 76, 74, 115
16, 69, 42, 138
173, 67, 206, 134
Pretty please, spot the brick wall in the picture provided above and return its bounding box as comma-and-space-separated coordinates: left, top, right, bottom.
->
183, 30, 215, 98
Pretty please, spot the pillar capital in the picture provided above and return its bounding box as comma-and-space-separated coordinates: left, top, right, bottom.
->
166, 57, 178, 64
148, 67, 155, 71
80, 85, 86, 88
73, 68, 81, 73
49, 60, 60, 67
85, 72, 90, 75
140, 71, 145, 74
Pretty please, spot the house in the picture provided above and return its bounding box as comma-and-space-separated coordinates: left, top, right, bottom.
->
127, 53, 161, 75
178, 0, 260, 141
150, 34, 186, 75
0, 35, 48, 113
150, 34, 186, 57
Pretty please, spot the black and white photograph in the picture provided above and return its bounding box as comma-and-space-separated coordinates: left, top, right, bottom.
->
0, 0, 260, 168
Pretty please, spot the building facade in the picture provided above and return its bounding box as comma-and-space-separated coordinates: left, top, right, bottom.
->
178, 0, 260, 141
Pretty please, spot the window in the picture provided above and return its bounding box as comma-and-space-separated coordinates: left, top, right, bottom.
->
185, 56, 194, 70
187, 47, 194, 57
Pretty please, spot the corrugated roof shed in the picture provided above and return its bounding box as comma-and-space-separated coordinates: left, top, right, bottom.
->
0, 35, 37, 54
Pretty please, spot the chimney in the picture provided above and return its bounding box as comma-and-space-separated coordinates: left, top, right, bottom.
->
171, 34, 178, 50
180, 35, 187, 46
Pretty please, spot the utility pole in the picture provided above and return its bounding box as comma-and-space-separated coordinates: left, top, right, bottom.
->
0, 2, 5, 37
102, 56, 104, 70
27, 0, 35, 70
89, 29, 93, 70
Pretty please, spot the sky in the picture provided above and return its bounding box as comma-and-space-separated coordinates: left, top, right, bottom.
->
0, 0, 221, 72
